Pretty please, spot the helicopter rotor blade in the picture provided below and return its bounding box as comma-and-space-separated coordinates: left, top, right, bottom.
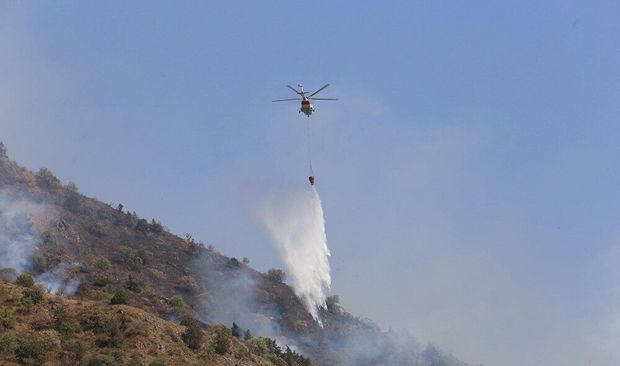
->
311, 97, 338, 101
310, 83, 330, 97
272, 98, 300, 102
287, 85, 302, 95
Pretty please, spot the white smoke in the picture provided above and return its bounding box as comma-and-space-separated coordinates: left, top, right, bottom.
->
259, 186, 331, 325
0, 190, 47, 273
36, 262, 80, 295
0, 189, 80, 294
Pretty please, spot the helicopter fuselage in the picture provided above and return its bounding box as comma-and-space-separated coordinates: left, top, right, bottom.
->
300, 98, 314, 117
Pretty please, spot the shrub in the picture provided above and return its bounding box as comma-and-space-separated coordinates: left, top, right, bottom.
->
36, 167, 61, 190
266, 268, 286, 283
15, 272, 35, 287
0, 332, 17, 354
94, 257, 112, 271
41, 231, 66, 258
124, 274, 143, 293
175, 276, 199, 294
15, 337, 45, 365
88, 222, 107, 237
181, 318, 204, 350
65, 182, 82, 212
8, 287, 22, 303
149, 358, 165, 366
87, 311, 123, 348
52, 303, 78, 336
110, 289, 129, 305
0, 307, 16, 331
87, 354, 119, 366
135, 219, 149, 234
22, 285, 45, 306
111, 350, 126, 364
150, 219, 164, 234
81, 309, 113, 334
63, 338, 87, 363
114, 246, 151, 271
42, 231, 58, 246
210, 324, 232, 355
168, 295, 187, 317
127, 354, 144, 366
37, 329, 62, 355
32, 255, 48, 273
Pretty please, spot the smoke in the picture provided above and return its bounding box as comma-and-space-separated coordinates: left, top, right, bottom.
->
35, 262, 80, 295
0, 190, 47, 273
259, 186, 331, 325
0, 189, 80, 294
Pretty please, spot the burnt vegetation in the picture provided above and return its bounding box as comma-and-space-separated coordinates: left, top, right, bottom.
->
0, 143, 468, 366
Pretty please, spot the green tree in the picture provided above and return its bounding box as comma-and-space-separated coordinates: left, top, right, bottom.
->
110, 289, 129, 305
52, 303, 78, 337
22, 285, 45, 306
94, 257, 112, 271
0, 141, 7, 158
181, 318, 204, 350
0, 332, 18, 354
64, 182, 82, 212
231, 322, 242, 338
15, 337, 45, 365
124, 274, 142, 293
266, 268, 286, 283
36, 167, 61, 190
210, 324, 232, 355
15, 272, 35, 287
0, 307, 16, 331
32, 255, 48, 273
168, 295, 187, 317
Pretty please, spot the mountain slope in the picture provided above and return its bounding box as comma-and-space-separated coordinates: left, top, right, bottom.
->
0, 145, 470, 366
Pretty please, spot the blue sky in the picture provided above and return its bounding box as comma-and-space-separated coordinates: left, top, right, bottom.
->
1, 2, 620, 365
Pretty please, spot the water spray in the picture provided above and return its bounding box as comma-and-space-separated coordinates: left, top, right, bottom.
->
260, 186, 331, 326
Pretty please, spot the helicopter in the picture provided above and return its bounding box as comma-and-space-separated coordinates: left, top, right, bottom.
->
272, 84, 338, 117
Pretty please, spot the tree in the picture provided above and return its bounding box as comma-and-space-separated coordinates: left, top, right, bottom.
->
52, 303, 78, 337
180, 318, 204, 350
65, 182, 82, 212
124, 274, 143, 293
231, 322, 242, 338
0, 307, 16, 331
0, 142, 7, 158
36, 167, 61, 190
110, 289, 129, 305
267, 268, 286, 283
326, 295, 340, 310
94, 257, 111, 271
168, 295, 187, 316
15, 273, 35, 287
210, 324, 232, 355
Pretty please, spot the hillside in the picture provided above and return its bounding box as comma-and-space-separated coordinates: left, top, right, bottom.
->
0, 280, 288, 366
0, 143, 469, 366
